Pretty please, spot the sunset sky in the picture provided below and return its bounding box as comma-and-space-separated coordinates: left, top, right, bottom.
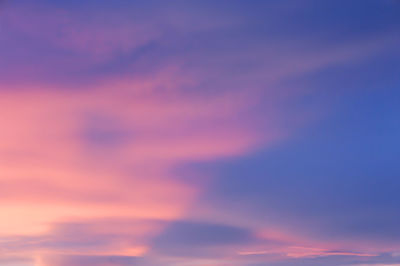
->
1, 1, 400, 265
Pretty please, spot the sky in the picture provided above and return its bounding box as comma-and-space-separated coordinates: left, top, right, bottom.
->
0, 0, 400, 265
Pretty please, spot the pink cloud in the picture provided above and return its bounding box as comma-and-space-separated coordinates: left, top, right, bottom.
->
0, 66, 286, 264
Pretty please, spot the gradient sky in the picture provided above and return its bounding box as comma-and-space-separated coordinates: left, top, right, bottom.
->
1, 1, 400, 265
